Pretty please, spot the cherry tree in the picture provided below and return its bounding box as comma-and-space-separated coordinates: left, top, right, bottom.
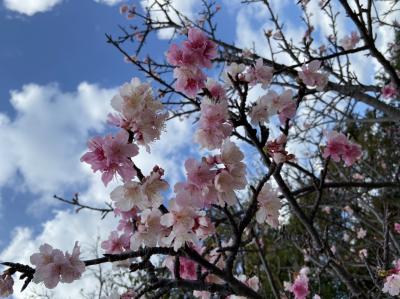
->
1, 0, 400, 298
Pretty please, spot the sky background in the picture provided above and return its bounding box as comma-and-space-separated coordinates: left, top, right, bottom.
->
0, 0, 395, 297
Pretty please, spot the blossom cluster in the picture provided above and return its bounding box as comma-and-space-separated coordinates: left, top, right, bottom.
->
167, 27, 217, 97
30, 242, 85, 289
284, 267, 311, 299
249, 89, 297, 125
323, 130, 362, 166
298, 60, 329, 91
108, 77, 168, 149
339, 31, 360, 50
382, 260, 400, 296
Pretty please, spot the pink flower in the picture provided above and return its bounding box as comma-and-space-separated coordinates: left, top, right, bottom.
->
339, 31, 360, 50
323, 131, 362, 166
245, 58, 274, 89
298, 60, 328, 91
111, 181, 145, 211
174, 66, 206, 97
161, 199, 199, 251
30, 244, 67, 289
382, 84, 398, 99
205, 78, 226, 100
248, 98, 269, 124
164, 256, 197, 280
130, 208, 169, 250
256, 183, 281, 228
289, 270, 310, 299
214, 140, 247, 206
61, 242, 86, 283
193, 290, 211, 299
224, 63, 246, 84
249, 89, 295, 124
183, 27, 217, 68
185, 158, 216, 189
0, 274, 13, 297
175, 181, 217, 209
383, 274, 400, 296
30, 243, 85, 289
110, 77, 168, 148
194, 215, 215, 239
195, 97, 232, 149
394, 223, 400, 234
342, 142, 362, 166
277, 89, 296, 124
80, 131, 138, 186
166, 44, 197, 67
101, 231, 131, 254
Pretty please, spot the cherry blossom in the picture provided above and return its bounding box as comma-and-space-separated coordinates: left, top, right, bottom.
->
245, 58, 274, 88
30, 244, 68, 289
183, 27, 218, 68
175, 180, 217, 209
394, 223, 400, 234
382, 84, 398, 99
174, 66, 206, 97
193, 290, 211, 299
248, 96, 269, 124
323, 131, 362, 166
166, 44, 197, 67
61, 242, 86, 283
130, 208, 169, 250
298, 60, 328, 91
285, 268, 310, 299
249, 89, 296, 124
30, 243, 85, 289
164, 256, 197, 280
264, 134, 294, 164
194, 215, 215, 238
195, 97, 232, 149
383, 274, 400, 296
109, 77, 168, 148
205, 78, 226, 100
101, 231, 131, 254
339, 31, 360, 50
160, 199, 199, 251
111, 181, 144, 211
224, 62, 246, 84
80, 131, 138, 186
256, 183, 281, 228
214, 140, 247, 206
0, 274, 13, 297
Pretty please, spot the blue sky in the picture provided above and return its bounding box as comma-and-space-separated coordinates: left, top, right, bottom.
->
0, 0, 395, 297
0, 0, 136, 242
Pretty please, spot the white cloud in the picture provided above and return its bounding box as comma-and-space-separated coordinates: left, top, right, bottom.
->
0, 209, 117, 299
3, 0, 63, 16
141, 0, 198, 39
0, 83, 113, 200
